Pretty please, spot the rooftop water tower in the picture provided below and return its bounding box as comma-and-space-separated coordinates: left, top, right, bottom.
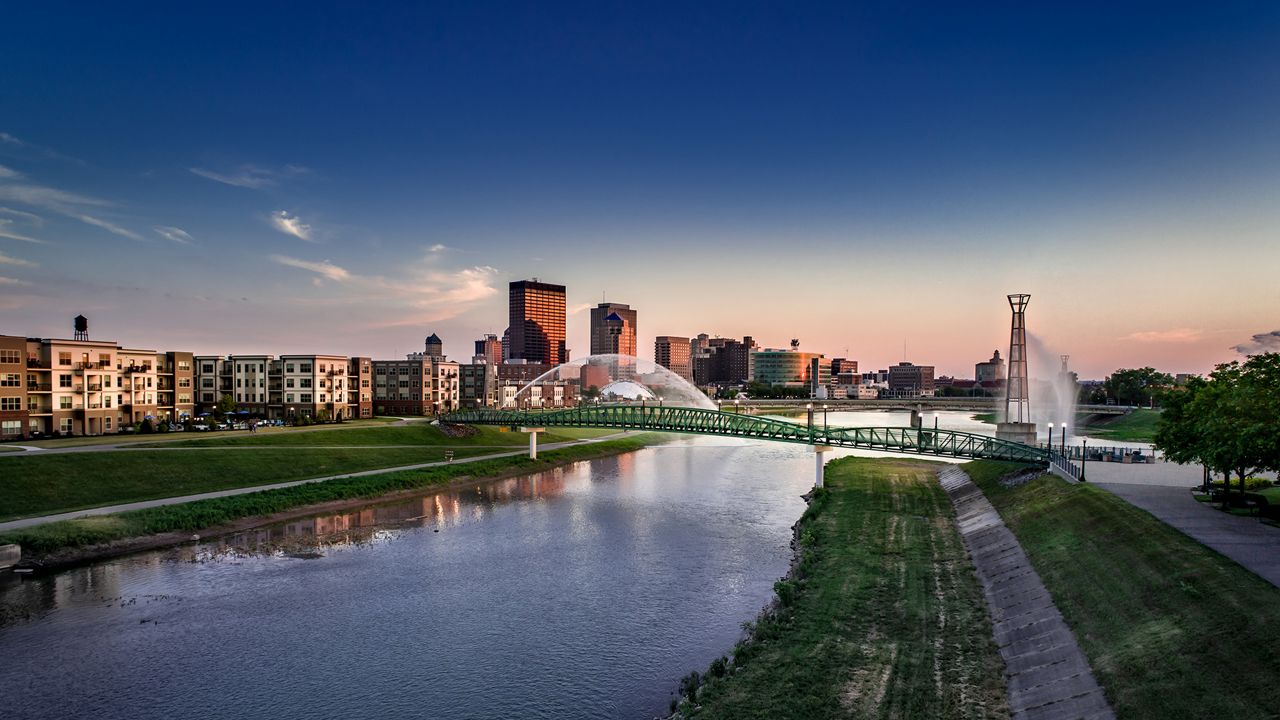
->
73, 315, 88, 341
996, 294, 1038, 445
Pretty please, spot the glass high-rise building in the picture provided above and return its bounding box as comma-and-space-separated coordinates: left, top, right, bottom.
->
589, 303, 637, 357
508, 280, 567, 365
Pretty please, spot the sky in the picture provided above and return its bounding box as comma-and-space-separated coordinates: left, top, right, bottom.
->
1, 1, 1278, 379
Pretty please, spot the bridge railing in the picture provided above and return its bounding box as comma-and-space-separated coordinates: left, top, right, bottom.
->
443, 405, 1053, 465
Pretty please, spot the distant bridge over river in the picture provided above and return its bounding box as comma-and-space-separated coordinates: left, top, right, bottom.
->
444, 405, 1055, 486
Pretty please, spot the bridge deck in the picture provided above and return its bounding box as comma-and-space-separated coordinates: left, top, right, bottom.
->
444, 406, 1051, 464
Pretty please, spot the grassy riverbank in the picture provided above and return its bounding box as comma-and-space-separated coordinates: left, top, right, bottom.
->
965, 461, 1280, 719
1077, 408, 1161, 442
0, 425, 608, 521
0, 435, 658, 557
677, 457, 1007, 719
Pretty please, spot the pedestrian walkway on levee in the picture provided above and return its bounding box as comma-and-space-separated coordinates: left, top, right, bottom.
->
938, 466, 1113, 720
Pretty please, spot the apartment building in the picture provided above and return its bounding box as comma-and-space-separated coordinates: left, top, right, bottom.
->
460, 361, 499, 409
0, 332, 196, 438
372, 356, 460, 416
347, 356, 373, 419
279, 354, 350, 420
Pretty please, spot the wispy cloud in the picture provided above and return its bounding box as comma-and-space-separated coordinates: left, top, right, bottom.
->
0, 251, 36, 267
0, 276, 32, 286
0, 164, 22, 179
568, 302, 594, 315
0, 221, 47, 244
0, 183, 108, 209
270, 210, 314, 241
271, 254, 350, 282
1233, 330, 1280, 355
154, 225, 194, 245
0, 207, 43, 226
190, 164, 309, 189
272, 247, 501, 325
1120, 328, 1203, 343
68, 212, 145, 241
0, 130, 83, 164
429, 243, 449, 252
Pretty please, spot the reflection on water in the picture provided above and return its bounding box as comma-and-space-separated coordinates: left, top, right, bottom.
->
0, 437, 816, 720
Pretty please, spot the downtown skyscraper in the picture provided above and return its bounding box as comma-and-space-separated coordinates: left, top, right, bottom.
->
507, 280, 568, 365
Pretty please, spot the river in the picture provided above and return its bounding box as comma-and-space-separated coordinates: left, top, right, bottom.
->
0, 409, 1106, 718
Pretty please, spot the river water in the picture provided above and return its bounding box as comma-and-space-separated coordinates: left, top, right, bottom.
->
0, 409, 1109, 718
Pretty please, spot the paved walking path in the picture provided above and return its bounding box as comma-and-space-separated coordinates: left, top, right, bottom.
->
1096, 482, 1280, 588
939, 466, 1113, 720
0, 435, 623, 533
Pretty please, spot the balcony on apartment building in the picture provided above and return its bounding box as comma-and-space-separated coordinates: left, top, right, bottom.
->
27, 382, 52, 392
26, 357, 50, 369
120, 364, 152, 374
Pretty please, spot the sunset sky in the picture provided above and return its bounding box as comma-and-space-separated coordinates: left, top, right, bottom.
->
2, 2, 1278, 378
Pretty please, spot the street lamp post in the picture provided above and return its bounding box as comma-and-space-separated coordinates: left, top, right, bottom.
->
1048, 423, 1055, 465
822, 404, 829, 435
1061, 424, 1067, 457
1080, 439, 1088, 482
734, 398, 740, 415
806, 402, 814, 435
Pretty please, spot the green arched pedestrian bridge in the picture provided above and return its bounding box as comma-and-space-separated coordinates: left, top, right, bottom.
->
443, 405, 1051, 464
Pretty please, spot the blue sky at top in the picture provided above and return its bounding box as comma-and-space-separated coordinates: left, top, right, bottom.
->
1, 1, 1278, 376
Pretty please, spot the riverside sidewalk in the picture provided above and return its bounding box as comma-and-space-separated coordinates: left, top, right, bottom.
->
1095, 482, 1280, 588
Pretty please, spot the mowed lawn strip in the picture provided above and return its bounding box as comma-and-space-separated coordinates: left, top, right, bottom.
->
132, 424, 611, 448
0, 435, 658, 555
686, 457, 1008, 719
0, 446, 517, 521
964, 460, 1280, 720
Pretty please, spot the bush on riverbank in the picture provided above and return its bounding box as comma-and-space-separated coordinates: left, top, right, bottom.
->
0, 435, 657, 556
965, 460, 1280, 719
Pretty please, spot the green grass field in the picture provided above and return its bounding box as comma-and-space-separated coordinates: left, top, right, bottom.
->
965, 461, 1280, 719
682, 457, 1007, 719
1079, 409, 1161, 443
133, 423, 610, 448
0, 446, 510, 521
0, 435, 658, 555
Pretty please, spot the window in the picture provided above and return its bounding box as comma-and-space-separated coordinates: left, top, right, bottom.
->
179, 378, 191, 388
27, 398, 37, 411
60, 418, 73, 433
0, 373, 19, 387
178, 394, 191, 404
59, 396, 72, 409
362, 379, 369, 387
202, 393, 214, 403
300, 393, 312, 403
59, 352, 71, 366
59, 374, 72, 388
201, 378, 213, 388
201, 363, 214, 373
99, 354, 110, 366
300, 364, 313, 373
286, 394, 294, 403
178, 361, 191, 371
319, 394, 326, 402
285, 364, 295, 373
0, 350, 19, 364
1, 420, 19, 435
399, 380, 409, 388
104, 396, 111, 408
105, 417, 112, 430
300, 379, 312, 389
1, 397, 20, 410
104, 376, 112, 388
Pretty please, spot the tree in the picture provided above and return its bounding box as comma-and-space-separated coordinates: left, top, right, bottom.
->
215, 394, 237, 419
1104, 367, 1175, 406
1156, 353, 1280, 504
582, 385, 601, 402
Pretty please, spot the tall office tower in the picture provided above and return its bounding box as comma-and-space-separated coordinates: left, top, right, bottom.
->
654, 336, 693, 381
508, 279, 568, 365
996, 293, 1037, 445
590, 303, 637, 357
474, 334, 502, 365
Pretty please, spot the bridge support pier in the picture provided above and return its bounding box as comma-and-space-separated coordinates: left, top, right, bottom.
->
521, 427, 545, 459
812, 445, 833, 489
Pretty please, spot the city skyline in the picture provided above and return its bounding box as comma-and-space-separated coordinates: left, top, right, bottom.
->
3, 3, 1279, 377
